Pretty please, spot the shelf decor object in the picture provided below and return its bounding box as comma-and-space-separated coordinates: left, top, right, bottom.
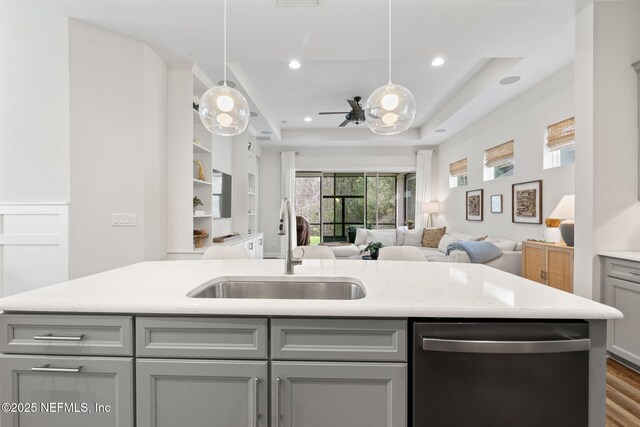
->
466, 189, 483, 221
193, 160, 206, 181
490, 194, 503, 213
198, 0, 249, 136
550, 194, 575, 246
422, 202, 439, 228
512, 180, 543, 224
365, 0, 415, 135
193, 229, 209, 248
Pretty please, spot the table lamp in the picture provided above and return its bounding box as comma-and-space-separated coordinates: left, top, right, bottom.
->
422, 202, 440, 228
550, 195, 575, 246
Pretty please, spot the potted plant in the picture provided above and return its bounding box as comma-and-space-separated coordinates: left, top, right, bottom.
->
406, 220, 415, 230
361, 241, 383, 260
193, 196, 203, 214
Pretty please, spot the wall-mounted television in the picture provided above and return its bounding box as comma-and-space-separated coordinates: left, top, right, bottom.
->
212, 170, 232, 218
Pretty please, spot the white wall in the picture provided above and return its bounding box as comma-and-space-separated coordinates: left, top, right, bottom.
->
68, 20, 168, 278
434, 64, 575, 243
575, 1, 640, 300
143, 45, 168, 262
0, 18, 71, 203
258, 146, 419, 256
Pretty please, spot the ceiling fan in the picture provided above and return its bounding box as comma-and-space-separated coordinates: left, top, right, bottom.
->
319, 96, 366, 127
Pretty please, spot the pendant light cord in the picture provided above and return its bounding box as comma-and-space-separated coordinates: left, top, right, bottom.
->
223, 0, 227, 86
388, 0, 392, 84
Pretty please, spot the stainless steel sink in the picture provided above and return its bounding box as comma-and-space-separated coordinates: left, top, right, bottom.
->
188, 276, 366, 300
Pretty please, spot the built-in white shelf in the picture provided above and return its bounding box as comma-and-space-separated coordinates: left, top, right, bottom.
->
248, 171, 256, 176
193, 214, 212, 218
193, 143, 211, 154
193, 179, 211, 186
248, 192, 256, 196
248, 213, 256, 216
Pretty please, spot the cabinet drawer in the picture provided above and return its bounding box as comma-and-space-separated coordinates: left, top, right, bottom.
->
0, 315, 132, 356
271, 318, 407, 362
0, 354, 133, 427
605, 258, 640, 284
136, 317, 268, 359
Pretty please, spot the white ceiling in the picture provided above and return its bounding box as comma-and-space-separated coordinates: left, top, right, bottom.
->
0, 0, 581, 147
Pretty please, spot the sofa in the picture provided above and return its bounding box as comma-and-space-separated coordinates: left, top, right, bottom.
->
330, 228, 522, 276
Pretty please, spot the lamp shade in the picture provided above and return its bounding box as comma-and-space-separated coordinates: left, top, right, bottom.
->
550, 195, 575, 220
422, 202, 440, 214
199, 85, 250, 136
365, 83, 416, 135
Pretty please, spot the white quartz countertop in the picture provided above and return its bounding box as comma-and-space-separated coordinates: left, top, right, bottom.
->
600, 251, 640, 263
0, 260, 622, 319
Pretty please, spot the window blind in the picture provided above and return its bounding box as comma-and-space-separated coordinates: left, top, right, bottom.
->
449, 158, 468, 176
546, 117, 575, 150
485, 140, 514, 167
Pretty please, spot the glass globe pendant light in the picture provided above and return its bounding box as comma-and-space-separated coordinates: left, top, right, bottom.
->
365, 0, 416, 135
199, 0, 249, 136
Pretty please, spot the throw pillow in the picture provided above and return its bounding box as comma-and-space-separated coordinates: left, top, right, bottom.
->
474, 235, 488, 241
403, 229, 424, 247
396, 229, 406, 246
422, 227, 447, 248
354, 228, 368, 246
366, 229, 396, 247
437, 234, 460, 253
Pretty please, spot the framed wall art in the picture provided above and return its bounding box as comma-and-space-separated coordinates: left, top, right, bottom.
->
512, 180, 543, 224
466, 189, 483, 221
491, 194, 503, 213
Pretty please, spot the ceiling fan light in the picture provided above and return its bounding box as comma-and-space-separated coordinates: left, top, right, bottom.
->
199, 85, 250, 136
365, 83, 415, 135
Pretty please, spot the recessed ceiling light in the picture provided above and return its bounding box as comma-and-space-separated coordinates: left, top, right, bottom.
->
499, 76, 521, 85
217, 80, 237, 88
304, 116, 312, 122
289, 59, 301, 69
261, 130, 272, 135
250, 111, 258, 117
435, 128, 447, 133
431, 57, 445, 67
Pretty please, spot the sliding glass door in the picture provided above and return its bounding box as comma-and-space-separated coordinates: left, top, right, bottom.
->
295, 172, 398, 244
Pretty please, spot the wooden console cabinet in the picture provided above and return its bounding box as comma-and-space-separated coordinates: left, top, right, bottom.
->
522, 241, 574, 293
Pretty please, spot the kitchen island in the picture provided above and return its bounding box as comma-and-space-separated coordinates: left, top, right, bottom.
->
0, 260, 622, 427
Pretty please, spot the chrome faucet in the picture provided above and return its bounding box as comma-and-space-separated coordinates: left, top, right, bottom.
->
278, 197, 302, 275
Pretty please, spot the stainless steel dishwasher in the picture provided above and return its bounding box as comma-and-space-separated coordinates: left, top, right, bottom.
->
412, 321, 590, 427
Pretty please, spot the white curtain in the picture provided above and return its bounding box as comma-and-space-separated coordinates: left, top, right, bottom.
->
280, 151, 297, 256
415, 149, 433, 229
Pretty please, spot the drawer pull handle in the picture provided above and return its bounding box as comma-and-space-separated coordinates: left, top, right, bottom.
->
31, 364, 82, 373
275, 377, 282, 425
252, 377, 260, 427
629, 271, 640, 276
33, 333, 84, 342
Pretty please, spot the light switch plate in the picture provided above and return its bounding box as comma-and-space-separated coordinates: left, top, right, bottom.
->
112, 214, 137, 226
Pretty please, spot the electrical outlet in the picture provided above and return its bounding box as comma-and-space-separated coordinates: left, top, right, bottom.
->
112, 214, 137, 226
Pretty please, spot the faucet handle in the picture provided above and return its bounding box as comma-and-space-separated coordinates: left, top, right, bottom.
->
293, 247, 304, 265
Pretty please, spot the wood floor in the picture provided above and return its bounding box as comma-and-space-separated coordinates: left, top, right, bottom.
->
607, 358, 640, 426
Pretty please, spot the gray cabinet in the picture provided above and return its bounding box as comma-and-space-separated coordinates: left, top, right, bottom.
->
136, 317, 268, 359
271, 318, 407, 362
0, 354, 133, 427
603, 257, 640, 365
137, 359, 268, 427
0, 314, 133, 356
271, 361, 407, 427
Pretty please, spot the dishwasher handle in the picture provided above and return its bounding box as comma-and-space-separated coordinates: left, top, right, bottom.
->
421, 337, 590, 354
